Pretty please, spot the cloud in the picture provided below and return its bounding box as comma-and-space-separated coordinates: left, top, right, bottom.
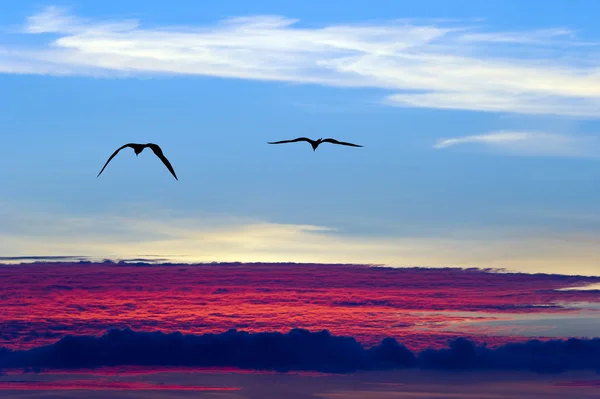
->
456, 28, 574, 44
1, 261, 599, 352
0, 380, 237, 391
2, 6, 600, 116
3, 203, 600, 276
556, 380, 600, 387
433, 131, 600, 157
418, 336, 600, 372
0, 328, 599, 373
0, 255, 86, 261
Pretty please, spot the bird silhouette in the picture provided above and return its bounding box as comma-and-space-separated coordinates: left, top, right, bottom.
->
97, 143, 178, 180
267, 137, 363, 151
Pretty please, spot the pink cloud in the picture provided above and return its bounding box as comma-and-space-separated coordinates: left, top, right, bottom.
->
0, 262, 598, 350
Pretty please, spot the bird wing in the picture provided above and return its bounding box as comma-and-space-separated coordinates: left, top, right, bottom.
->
267, 137, 313, 145
147, 143, 179, 181
96, 143, 137, 177
321, 138, 363, 147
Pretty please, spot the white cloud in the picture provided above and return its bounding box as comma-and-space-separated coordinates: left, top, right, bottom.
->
456, 27, 575, 44
0, 6, 600, 116
433, 131, 600, 157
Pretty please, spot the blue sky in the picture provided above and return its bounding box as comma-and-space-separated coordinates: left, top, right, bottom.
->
1, 0, 600, 274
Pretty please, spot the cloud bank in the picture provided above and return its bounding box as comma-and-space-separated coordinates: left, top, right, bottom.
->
0, 379, 235, 392
2, 6, 600, 116
1, 262, 599, 351
1, 328, 599, 374
434, 131, 600, 157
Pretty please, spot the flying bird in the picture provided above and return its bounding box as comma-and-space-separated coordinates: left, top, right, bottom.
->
97, 143, 178, 180
267, 137, 363, 151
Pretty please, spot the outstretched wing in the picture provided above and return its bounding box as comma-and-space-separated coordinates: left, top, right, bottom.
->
267, 137, 313, 145
147, 143, 178, 181
321, 138, 363, 147
97, 143, 136, 177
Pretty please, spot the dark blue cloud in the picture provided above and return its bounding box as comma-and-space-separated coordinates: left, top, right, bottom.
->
1, 328, 599, 373
0, 328, 404, 373
0, 256, 87, 262
419, 337, 600, 373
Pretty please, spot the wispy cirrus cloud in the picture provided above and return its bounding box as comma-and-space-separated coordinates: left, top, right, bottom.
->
434, 131, 600, 157
2, 6, 600, 116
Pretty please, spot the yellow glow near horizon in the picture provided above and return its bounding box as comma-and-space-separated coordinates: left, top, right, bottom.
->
1, 207, 599, 276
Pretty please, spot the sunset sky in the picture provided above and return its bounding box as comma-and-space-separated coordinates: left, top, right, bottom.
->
1, 263, 600, 398
1, 0, 600, 275
1, 1, 600, 397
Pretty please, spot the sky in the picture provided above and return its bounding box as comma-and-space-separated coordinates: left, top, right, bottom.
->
2, 0, 600, 275
1, 1, 600, 395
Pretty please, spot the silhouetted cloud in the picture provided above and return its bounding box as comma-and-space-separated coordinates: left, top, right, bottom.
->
0, 256, 86, 261
0, 256, 169, 264
418, 337, 600, 373
0, 328, 598, 374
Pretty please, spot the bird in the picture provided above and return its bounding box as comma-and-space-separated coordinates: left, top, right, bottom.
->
97, 143, 178, 180
267, 137, 363, 151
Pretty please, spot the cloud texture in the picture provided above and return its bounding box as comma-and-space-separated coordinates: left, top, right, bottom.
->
1, 328, 599, 374
434, 131, 600, 157
0, 263, 599, 352
3, 6, 600, 116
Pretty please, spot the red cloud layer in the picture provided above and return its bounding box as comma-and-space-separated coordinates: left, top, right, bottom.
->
1, 263, 598, 350
0, 380, 239, 391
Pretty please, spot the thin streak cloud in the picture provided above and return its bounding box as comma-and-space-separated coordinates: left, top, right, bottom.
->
433, 131, 600, 157
2, 7, 600, 116
2, 204, 600, 275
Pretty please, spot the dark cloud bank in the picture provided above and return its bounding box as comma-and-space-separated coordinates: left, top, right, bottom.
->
1, 328, 599, 374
